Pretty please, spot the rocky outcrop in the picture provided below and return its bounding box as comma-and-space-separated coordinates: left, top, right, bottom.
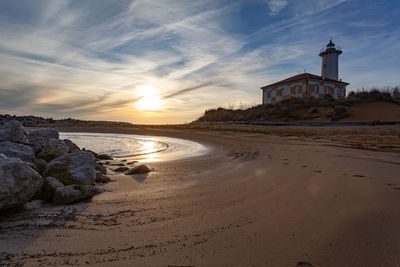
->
0, 120, 28, 143
0, 141, 35, 163
114, 166, 129, 172
53, 185, 103, 205
0, 157, 43, 211
125, 165, 151, 175
0, 121, 113, 210
37, 138, 68, 162
95, 172, 111, 183
24, 200, 45, 210
41, 176, 64, 201
27, 128, 59, 154
95, 161, 107, 174
97, 154, 113, 160
33, 158, 48, 175
44, 151, 96, 185
64, 139, 80, 153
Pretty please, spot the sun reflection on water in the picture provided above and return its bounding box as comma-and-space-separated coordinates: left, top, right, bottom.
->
136, 140, 161, 162
59, 132, 208, 163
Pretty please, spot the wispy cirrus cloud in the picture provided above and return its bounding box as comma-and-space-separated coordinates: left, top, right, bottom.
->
267, 0, 288, 15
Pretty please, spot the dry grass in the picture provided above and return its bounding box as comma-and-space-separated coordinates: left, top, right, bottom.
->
196, 88, 400, 123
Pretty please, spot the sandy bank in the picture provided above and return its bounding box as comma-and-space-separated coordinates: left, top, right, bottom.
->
343, 101, 400, 121
1, 125, 400, 266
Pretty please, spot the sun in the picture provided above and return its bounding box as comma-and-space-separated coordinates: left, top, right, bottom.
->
135, 85, 162, 111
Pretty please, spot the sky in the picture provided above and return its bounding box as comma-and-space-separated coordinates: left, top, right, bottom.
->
0, 0, 399, 124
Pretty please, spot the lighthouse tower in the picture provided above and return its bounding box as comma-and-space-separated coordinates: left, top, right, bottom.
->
319, 39, 342, 80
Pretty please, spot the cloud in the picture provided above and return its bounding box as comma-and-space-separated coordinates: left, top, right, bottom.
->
162, 82, 216, 99
0, 0, 398, 123
267, 0, 288, 15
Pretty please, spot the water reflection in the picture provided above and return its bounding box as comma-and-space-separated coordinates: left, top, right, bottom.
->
60, 132, 208, 162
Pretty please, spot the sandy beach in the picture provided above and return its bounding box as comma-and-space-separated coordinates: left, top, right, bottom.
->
1, 125, 400, 266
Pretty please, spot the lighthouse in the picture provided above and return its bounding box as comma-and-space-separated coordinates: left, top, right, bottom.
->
261, 39, 349, 104
319, 40, 342, 80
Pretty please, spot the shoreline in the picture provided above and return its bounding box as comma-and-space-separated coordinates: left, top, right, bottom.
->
50, 123, 400, 153
1, 125, 400, 266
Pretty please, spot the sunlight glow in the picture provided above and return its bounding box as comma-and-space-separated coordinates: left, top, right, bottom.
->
135, 85, 162, 111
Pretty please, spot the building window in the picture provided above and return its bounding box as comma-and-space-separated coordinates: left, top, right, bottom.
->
335, 88, 341, 97
337, 88, 343, 97
314, 85, 318, 96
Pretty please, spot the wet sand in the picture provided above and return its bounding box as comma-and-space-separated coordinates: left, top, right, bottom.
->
1, 125, 400, 266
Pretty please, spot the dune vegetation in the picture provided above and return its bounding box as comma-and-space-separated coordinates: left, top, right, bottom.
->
195, 87, 400, 123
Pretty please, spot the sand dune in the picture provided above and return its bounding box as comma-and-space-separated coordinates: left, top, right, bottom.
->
344, 101, 400, 121
1, 126, 400, 266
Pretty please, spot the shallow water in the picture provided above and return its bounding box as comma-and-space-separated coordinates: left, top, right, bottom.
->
60, 132, 208, 162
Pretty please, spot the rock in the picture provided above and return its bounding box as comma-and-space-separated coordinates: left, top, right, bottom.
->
0, 157, 43, 211
125, 165, 151, 175
95, 161, 107, 174
53, 184, 103, 205
97, 154, 113, 160
24, 199, 45, 210
63, 139, 80, 153
44, 151, 96, 185
95, 171, 111, 183
127, 161, 137, 165
27, 127, 59, 142
0, 141, 35, 163
109, 163, 125, 166
0, 120, 29, 143
85, 149, 98, 158
27, 128, 59, 153
37, 138, 68, 162
114, 166, 129, 172
41, 176, 64, 201
33, 158, 48, 175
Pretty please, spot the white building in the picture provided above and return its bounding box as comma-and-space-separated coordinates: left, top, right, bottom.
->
261, 40, 349, 105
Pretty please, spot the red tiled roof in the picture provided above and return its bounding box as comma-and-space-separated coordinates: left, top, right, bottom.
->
261, 73, 349, 89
